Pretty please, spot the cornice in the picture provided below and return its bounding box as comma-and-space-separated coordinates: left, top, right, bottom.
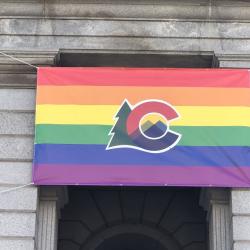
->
2, 1, 250, 21
1, 50, 250, 89
0, 51, 56, 88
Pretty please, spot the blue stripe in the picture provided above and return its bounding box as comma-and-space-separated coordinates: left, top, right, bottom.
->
34, 144, 250, 167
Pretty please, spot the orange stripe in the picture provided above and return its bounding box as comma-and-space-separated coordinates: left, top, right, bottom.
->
37, 85, 250, 106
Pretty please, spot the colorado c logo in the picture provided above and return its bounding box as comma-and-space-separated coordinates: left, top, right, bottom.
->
106, 99, 182, 153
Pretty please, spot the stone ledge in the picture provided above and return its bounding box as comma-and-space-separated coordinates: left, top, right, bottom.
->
2, 19, 250, 39
0, 50, 249, 89
0, 51, 55, 88
2, 1, 250, 21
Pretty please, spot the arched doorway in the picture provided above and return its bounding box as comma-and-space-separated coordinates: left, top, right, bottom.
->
58, 187, 207, 250
83, 224, 180, 250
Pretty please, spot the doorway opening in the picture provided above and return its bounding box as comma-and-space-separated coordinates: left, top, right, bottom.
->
58, 187, 207, 250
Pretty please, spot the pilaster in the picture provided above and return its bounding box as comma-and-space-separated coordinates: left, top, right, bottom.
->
200, 188, 231, 250
36, 187, 68, 250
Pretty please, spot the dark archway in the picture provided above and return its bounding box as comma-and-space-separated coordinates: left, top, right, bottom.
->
58, 187, 207, 250
82, 224, 180, 250
95, 233, 167, 250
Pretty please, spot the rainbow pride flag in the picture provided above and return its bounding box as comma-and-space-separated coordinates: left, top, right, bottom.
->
33, 67, 250, 186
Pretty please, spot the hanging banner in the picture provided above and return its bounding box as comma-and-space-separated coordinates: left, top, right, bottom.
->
33, 67, 250, 187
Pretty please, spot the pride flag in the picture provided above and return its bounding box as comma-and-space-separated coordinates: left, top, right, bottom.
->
33, 67, 250, 186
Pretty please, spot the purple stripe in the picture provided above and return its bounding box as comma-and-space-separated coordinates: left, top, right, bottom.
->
33, 164, 250, 187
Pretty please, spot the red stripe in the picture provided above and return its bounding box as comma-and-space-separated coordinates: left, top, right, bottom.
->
37, 67, 250, 88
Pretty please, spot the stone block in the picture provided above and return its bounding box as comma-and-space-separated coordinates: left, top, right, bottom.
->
0, 239, 35, 250
0, 136, 33, 160
0, 162, 32, 185
0, 73, 36, 87
232, 189, 250, 215
0, 89, 35, 111
0, 187, 37, 211
234, 242, 250, 250
232, 216, 250, 241
0, 212, 36, 237
0, 111, 34, 135
0, 2, 43, 17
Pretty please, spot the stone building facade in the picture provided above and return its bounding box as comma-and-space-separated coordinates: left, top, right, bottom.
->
0, 1, 250, 250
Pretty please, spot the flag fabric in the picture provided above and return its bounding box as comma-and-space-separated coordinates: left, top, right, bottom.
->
33, 67, 250, 187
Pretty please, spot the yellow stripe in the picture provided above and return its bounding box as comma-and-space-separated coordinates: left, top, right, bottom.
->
35, 105, 250, 126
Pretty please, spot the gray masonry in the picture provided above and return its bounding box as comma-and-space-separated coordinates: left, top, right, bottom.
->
0, 0, 250, 249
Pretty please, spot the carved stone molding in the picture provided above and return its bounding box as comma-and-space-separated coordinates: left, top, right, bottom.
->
1, 0, 250, 21
200, 188, 231, 250
36, 187, 68, 250
1, 50, 249, 89
0, 51, 56, 88
216, 53, 250, 68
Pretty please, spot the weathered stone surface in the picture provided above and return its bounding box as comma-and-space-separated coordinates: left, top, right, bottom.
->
0, 111, 34, 135
2, 0, 250, 20
0, 73, 36, 87
0, 239, 35, 250
0, 89, 35, 111
234, 242, 250, 250
232, 189, 250, 215
1, 19, 250, 39
1, 35, 250, 53
232, 216, 250, 241
0, 162, 32, 185
219, 61, 250, 68
0, 136, 33, 160
0, 212, 36, 237
0, 187, 37, 211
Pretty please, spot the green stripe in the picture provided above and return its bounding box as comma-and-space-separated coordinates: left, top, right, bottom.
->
35, 124, 250, 146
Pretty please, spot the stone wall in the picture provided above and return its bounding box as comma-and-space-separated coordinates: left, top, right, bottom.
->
0, 87, 36, 249
0, 53, 54, 250
0, 1, 250, 250
231, 189, 250, 250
